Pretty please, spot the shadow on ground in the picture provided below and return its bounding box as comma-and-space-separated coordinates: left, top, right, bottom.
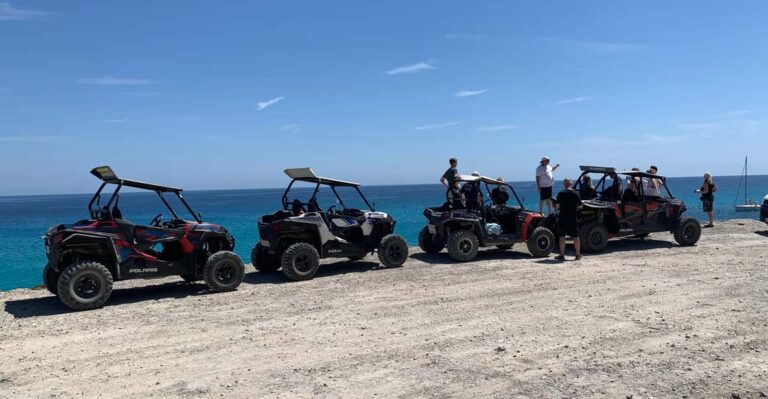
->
754, 230, 768, 238
244, 259, 383, 285
3, 281, 214, 319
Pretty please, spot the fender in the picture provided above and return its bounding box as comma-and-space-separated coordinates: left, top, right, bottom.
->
520, 213, 538, 241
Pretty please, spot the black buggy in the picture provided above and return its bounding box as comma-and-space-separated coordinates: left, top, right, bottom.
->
542, 166, 701, 252
42, 166, 245, 311
252, 168, 408, 281
419, 175, 555, 262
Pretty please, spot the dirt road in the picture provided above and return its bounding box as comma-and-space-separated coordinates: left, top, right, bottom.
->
2, 220, 767, 398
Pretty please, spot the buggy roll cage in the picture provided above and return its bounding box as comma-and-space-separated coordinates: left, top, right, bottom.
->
573, 165, 674, 199
280, 167, 375, 212
88, 166, 203, 223
445, 175, 525, 208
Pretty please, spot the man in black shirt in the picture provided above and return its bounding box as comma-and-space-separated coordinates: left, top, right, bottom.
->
440, 158, 463, 208
491, 177, 510, 205
555, 178, 583, 261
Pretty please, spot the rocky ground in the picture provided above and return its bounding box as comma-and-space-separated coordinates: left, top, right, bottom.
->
1, 219, 767, 398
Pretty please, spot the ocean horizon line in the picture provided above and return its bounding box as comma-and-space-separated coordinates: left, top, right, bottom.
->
1, 173, 766, 199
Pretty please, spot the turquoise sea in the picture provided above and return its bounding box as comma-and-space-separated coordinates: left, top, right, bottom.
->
1, 175, 766, 291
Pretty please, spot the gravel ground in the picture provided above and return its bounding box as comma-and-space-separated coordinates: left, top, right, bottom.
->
1, 219, 767, 398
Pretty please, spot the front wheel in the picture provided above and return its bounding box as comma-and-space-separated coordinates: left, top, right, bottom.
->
527, 227, 555, 257
281, 243, 320, 281
203, 251, 245, 292
446, 230, 479, 262
56, 261, 114, 311
251, 243, 280, 272
378, 234, 408, 268
42, 263, 61, 295
674, 217, 701, 246
579, 222, 609, 253
418, 226, 446, 254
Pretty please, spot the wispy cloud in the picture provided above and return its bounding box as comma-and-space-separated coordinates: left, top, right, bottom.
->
280, 124, 302, 133
576, 41, 644, 53
414, 122, 460, 131
386, 62, 435, 75
445, 33, 484, 40
0, 2, 47, 21
726, 110, 751, 117
256, 96, 285, 111
678, 123, 718, 130
102, 118, 128, 123
0, 135, 70, 143
477, 124, 519, 132
78, 76, 155, 86
551, 96, 593, 105
580, 134, 683, 146
455, 89, 488, 98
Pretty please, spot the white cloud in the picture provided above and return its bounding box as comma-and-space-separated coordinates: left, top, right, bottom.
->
678, 123, 718, 130
414, 122, 459, 131
576, 41, 644, 53
455, 89, 488, 98
445, 33, 484, 40
580, 134, 683, 146
78, 76, 155, 86
257, 96, 285, 111
0, 135, 70, 143
280, 124, 302, 133
551, 96, 593, 105
477, 124, 519, 132
103, 118, 128, 123
0, 2, 46, 21
726, 110, 751, 117
386, 62, 435, 75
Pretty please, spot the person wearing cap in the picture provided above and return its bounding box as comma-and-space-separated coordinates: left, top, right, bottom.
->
461, 171, 483, 211
555, 177, 582, 261
536, 156, 560, 214
491, 177, 509, 205
441, 158, 462, 208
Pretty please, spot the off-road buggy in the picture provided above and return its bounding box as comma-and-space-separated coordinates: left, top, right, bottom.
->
542, 166, 701, 252
419, 175, 555, 261
42, 166, 245, 311
252, 168, 408, 281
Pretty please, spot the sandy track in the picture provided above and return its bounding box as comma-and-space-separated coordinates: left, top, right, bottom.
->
2, 220, 767, 398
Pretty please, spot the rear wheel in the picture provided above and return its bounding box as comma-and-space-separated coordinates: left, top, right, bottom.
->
251, 243, 280, 272
56, 261, 113, 311
418, 226, 446, 254
378, 234, 408, 268
579, 222, 609, 253
527, 227, 555, 257
446, 230, 479, 262
281, 243, 320, 281
203, 251, 245, 292
42, 263, 60, 295
674, 217, 701, 246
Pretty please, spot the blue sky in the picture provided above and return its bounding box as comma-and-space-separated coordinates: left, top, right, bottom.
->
1, 1, 767, 195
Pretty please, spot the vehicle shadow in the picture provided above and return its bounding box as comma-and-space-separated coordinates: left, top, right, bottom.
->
754, 230, 768, 238
410, 248, 531, 265
3, 281, 213, 319
244, 259, 384, 285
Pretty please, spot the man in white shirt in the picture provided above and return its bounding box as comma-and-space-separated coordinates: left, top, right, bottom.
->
535, 156, 560, 215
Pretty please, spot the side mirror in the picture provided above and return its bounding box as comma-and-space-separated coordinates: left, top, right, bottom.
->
372, 201, 376, 211
197, 212, 204, 221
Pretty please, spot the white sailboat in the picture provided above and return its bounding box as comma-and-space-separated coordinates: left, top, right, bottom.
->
734, 156, 760, 211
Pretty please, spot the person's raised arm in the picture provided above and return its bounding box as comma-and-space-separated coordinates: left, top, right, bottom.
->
552, 163, 561, 171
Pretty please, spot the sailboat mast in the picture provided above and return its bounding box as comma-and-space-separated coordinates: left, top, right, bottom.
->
745, 156, 748, 202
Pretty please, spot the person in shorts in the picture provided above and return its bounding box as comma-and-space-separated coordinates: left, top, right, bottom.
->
440, 158, 462, 208
536, 156, 560, 215
697, 172, 716, 227
555, 178, 582, 261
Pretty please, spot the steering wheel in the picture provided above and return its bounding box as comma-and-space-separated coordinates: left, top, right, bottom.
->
327, 205, 337, 214
149, 214, 163, 227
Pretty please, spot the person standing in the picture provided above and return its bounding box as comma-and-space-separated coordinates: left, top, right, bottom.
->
536, 156, 560, 214
440, 158, 459, 188
555, 178, 582, 261
644, 165, 661, 197
697, 172, 717, 228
